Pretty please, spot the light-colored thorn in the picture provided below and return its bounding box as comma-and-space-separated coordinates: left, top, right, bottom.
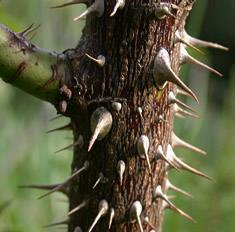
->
137, 135, 152, 174
158, 114, 168, 123
144, 216, 155, 230
44, 219, 69, 228
175, 30, 204, 54
88, 200, 109, 232
55, 135, 84, 153
155, 145, 180, 171
111, 102, 122, 112
162, 201, 195, 222
179, 45, 223, 77
67, 200, 87, 216
129, 201, 144, 232
182, 29, 229, 51
166, 145, 213, 181
176, 88, 191, 97
153, 48, 199, 103
171, 132, 207, 156
153, 185, 174, 208
117, 160, 125, 186
51, 0, 88, 8
110, 0, 125, 17
18, 24, 41, 38
74, 226, 83, 232
168, 91, 197, 113
93, 172, 104, 189
88, 107, 113, 152
108, 208, 115, 229
154, 3, 176, 19
173, 104, 200, 119
165, 179, 193, 198
73, 0, 104, 21
85, 53, 106, 67
38, 161, 89, 199
47, 123, 72, 133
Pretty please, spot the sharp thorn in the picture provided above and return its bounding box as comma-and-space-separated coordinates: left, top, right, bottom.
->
168, 91, 197, 113
67, 200, 87, 216
47, 123, 72, 134
129, 201, 144, 232
171, 132, 207, 155
137, 135, 152, 174
110, 0, 125, 17
180, 45, 223, 77
165, 179, 193, 198
117, 160, 126, 186
108, 208, 115, 229
93, 173, 104, 189
73, 0, 104, 21
153, 48, 199, 103
38, 161, 89, 199
155, 145, 180, 171
174, 104, 200, 119
85, 53, 106, 67
44, 219, 69, 228
88, 107, 113, 152
88, 200, 109, 232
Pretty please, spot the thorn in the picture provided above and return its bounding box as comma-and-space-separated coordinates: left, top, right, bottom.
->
117, 160, 125, 186
47, 123, 72, 133
155, 145, 180, 171
108, 208, 115, 229
162, 201, 195, 223
55, 136, 84, 153
129, 201, 144, 232
18, 24, 41, 38
175, 30, 204, 54
137, 135, 152, 174
44, 219, 69, 228
176, 88, 192, 98
153, 48, 199, 103
166, 145, 213, 181
19, 183, 68, 195
168, 91, 197, 113
74, 226, 83, 232
59, 100, 68, 113
73, 0, 104, 21
171, 132, 207, 156
110, 0, 125, 17
111, 102, 122, 112
158, 114, 168, 123
165, 179, 193, 198
182, 29, 229, 51
67, 200, 87, 216
51, 0, 88, 9
143, 216, 155, 230
173, 104, 200, 119
93, 172, 104, 189
85, 53, 106, 67
154, 3, 177, 19
179, 45, 223, 77
88, 107, 113, 152
38, 161, 89, 199
88, 200, 109, 232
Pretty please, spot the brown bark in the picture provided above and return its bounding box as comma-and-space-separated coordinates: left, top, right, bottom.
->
58, 0, 195, 231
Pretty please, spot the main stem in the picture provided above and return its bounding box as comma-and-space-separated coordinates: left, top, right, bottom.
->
66, 1, 192, 231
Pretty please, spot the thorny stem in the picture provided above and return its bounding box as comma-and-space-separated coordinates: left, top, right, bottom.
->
0, 24, 69, 104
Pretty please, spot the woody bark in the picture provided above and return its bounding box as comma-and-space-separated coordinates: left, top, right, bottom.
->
66, 0, 194, 231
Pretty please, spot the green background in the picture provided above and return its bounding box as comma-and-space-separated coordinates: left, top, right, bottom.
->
0, 1, 234, 231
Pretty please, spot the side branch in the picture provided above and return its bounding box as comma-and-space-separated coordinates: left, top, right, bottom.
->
0, 23, 69, 104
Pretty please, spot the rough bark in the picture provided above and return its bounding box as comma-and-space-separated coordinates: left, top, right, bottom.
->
65, 1, 195, 231
0, 0, 202, 232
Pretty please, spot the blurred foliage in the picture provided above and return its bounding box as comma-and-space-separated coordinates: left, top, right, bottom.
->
0, 1, 234, 232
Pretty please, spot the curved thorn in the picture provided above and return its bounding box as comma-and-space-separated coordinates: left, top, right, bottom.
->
108, 208, 115, 229
67, 200, 87, 216
174, 104, 200, 119
129, 201, 144, 232
110, 0, 125, 17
